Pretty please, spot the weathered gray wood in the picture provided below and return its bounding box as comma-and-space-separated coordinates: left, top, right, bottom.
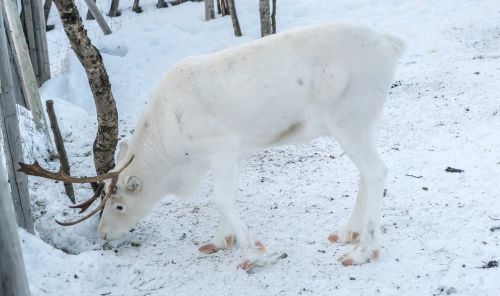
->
6, 31, 28, 108
83, 0, 112, 35
271, 0, 276, 34
30, 0, 51, 84
86, 0, 95, 20
259, 0, 271, 37
108, 0, 120, 17
204, 0, 214, 20
20, 0, 51, 86
46, 100, 75, 203
4, 0, 53, 152
226, 0, 241, 36
0, 146, 31, 296
20, 0, 40, 85
43, 0, 52, 24
0, 4, 35, 233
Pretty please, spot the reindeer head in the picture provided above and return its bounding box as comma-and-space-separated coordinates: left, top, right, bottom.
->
97, 151, 151, 240
18, 145, 150, 240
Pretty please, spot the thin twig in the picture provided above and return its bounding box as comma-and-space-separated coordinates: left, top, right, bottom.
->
405, 174, 423, 178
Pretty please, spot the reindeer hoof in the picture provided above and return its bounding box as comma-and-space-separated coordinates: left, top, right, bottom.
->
328, 230, 359, 244
199, 243, 218, 254
338, 245, 379, 266
199, 235, 235, 254
239, 260, 257, 272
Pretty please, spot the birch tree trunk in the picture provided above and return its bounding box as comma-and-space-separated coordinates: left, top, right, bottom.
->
226, 0, 241, 36
218, 0, 229, 16
156, 0, 167, 9
259, 0, 271, 37
132, 0, 142, 13
205, 0, 215, 20
52, 0, 118, 175
0, 151, 31, 296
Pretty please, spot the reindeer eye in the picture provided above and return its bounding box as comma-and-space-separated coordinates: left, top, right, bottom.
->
115, 205, 124, 211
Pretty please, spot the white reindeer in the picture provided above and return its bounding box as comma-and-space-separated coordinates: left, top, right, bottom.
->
21, 23, 405, 271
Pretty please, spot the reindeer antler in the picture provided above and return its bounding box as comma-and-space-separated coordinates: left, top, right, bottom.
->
18, 156, 134, 183
18, 156, 134, 226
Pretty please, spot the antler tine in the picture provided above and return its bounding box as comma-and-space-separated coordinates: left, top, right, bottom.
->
56, 193, 111, 226
54, 156, 134, 226
69, 182, 105, 213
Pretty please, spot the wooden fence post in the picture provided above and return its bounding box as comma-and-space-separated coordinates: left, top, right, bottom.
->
0, 1, 35, 233
0, 146, 31, 296
108, 0, 120, 17
20, 0, 51, 86
4, 0, 53, 152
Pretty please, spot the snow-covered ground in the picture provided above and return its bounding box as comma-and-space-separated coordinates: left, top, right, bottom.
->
14, 0, 500, 295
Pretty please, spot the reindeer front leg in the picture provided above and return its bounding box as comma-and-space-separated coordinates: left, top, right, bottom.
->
198, 159, 266, 271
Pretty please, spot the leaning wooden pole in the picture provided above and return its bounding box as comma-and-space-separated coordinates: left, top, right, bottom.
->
83, 0, 112, 35
52, 0, 119, 175
46, 100, 75, 203
0, 151, 31, 296
0, 4, 35, 233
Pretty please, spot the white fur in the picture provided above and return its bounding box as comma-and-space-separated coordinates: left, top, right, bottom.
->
98, 23, 405, 266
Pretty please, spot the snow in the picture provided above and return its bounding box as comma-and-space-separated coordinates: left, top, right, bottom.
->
12, 0, 500, 295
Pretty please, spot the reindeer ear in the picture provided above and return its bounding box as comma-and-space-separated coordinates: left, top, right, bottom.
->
126, 176, 141, 192
117, 141, 129, 163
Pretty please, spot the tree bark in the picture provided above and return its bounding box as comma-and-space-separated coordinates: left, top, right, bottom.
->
132, 0, 142, 13
156, 0, 167, 9
0, 4, 35, 233
108, 0, 121, 17
271, 0, 276, 34
259, 0, 271, 37
0, 150, 31, 296
204, 0, 215, 20
45, 100, 75, 203
52, 0, 118, 175
226, 0, 241, 36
